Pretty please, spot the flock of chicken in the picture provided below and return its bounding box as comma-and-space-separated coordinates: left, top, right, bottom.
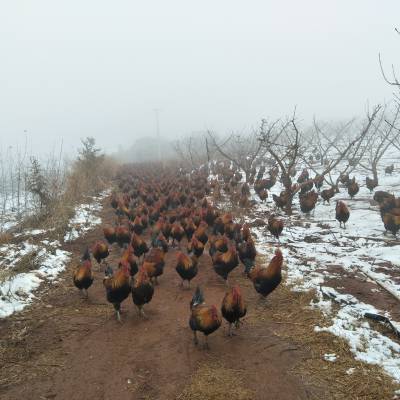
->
72, 165, 283, 348
72, 159, 398, 348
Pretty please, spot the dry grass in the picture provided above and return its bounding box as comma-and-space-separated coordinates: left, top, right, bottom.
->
177, 362, 254, 400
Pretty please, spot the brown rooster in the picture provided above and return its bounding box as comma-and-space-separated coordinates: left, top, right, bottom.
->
321, 187, 336, 204
347, 177, 359, 199
335, 201, 350, 228
103, 263, 131, 322
212, 245, 239, 284
194, 221, 208, 245
221, 286, 247, 336
131, 266, 154, 318
92, 240, 109, 267
366, 177, 378, 193
175, 252, 198, 288
249, 249, 283, 298
299, 190, 318, 214
171, 221, 185, 247
131, 232, 149, 260
73, 248, 94, 298
142, 248, 165, 284
115, 224, 131, 248
267, 215, 284, 242
119, 245, 138, 277
189, 287, 222, 349
187, 236, 205, 257
103, 225, 116, 245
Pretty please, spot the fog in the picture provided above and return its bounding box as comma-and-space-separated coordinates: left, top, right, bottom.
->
1, 0, 400, 156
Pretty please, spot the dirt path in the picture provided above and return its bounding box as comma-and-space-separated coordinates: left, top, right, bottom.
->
0, 199, 327, 400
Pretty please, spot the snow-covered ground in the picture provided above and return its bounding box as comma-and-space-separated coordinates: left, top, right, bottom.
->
0, 189, 110, 318
210, 150, 400, 384
247, 153, 400, 383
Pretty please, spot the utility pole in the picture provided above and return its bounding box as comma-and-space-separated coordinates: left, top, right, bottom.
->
154, 108, 161, 164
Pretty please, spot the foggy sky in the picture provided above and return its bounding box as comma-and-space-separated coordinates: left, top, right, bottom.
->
1, 1, 400, 156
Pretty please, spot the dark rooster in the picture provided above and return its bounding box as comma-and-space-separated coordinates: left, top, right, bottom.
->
237, 238, 257, 274
175, 252, 198, 288
131, 232, 149, 260
267, 215, 284, 241
194, 221, 208, 245
347, 177, 359, 199
103, 263, 131, 322
119, 245, 138, 277
221, 286, 247, 336
385, 164, 394, 175
212, 245, 239, 284
249, 249, 283, 298
131, 266, 154, 318
366, 177, 378, 193
130, 215, 144, 235
151, 232, 169, 253
208, 235, 229, 257
299, 190, 318, 214
189, 286, 222, 348
335, 201, 350, 228
73, 248, 94, 298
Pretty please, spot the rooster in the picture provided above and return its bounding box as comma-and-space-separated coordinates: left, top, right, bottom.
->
335, 201, 350, 228
131, 266, 154, 318
385, 164, 394, 175
103, 263, 131, 322
249, 249, 283, 298
221, 286, 247, 336
171, 221, 185, 247
237, 238, 257, 274
212, 245, 239, 284
299, 190, 318, 214
194, 221, 208, 245
347, 177, 359, 199
151, 232, 169, 253
115, 225, 131, 248
131, 232, 149, 260
189, 286, 222, 349
73, 248, 94, 298
92, 240, 109, 267
257, 189, 268, 202
175, 252, 198, 288
267, 216, 284, 242
366, 177, 378, 193
209, 235, 229, 257
187, 236, 205, 257
119, 245, 138, 277
321, 187, 336, 204
142, 248, 165, 284
383, 213, 400, 236
103, 225, 116, 245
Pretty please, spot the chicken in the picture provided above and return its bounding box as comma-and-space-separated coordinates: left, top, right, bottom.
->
119, 245, 138, 277
314, 174, 324, 190
212, 245, 239, 284
221, 286, 247, 336
130, 215, 144, 235
257, 189, 268, 202
366, 177, 378, 193
385, 164, 394, 175
115, 224, 131, 248
131, 232, 149, 259
272, 192, 288, 210
131, 266, 154, 318
183, 218, 197, 240
171, 221, 185, 246
189, 286, 222, 348
151, 232, 169, 253
383, 213, 400, 236
320, 187, 336, 204
92, 240, 109, 266
248, 249, 283, 298
142, 248, 165, 284
208, 235, 229, 257
335, 201, 350, 228
237, 238, 257, 274
175, 252, 198, 288
194, 221, 208, 245
299, 190, 318, 214
347, 177, 359, 199
187, 236, 205, 257
73, 248, 94, 298
103, 263, 131, 322
267, 215, 284, 241
103, 225, 116, 245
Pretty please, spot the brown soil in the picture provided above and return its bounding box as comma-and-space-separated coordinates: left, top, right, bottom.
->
0, 199, 398, 400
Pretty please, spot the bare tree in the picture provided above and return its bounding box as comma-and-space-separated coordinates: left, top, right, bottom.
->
259, 106, 381, 214
207, 129, 266, 182
172, 134, 211, 170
